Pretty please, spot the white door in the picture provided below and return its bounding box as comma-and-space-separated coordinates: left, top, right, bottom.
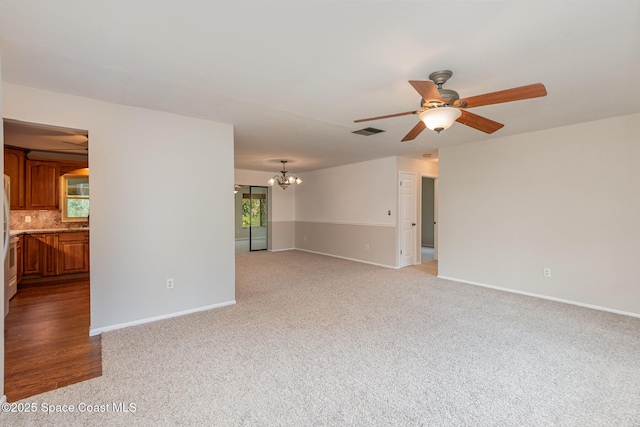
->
399, 171, 416, 267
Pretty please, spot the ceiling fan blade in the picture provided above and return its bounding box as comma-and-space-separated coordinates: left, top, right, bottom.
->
456, 110, 504, 134
354, 110, 418, 123
458, 83, 547, 109
401, 121, 426, 142
409, 80, 443, 104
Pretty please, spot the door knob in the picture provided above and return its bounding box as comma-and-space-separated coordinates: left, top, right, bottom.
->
412, 223, 416, 226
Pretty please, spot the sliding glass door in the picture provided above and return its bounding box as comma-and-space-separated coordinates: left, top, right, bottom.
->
248, 186, 268, 251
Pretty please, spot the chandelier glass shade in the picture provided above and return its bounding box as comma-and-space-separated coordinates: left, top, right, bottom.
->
268, 160, 302, 190
419, 107, 462, 133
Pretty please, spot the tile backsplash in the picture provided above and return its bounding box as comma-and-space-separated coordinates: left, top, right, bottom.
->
10, 210, 85, 230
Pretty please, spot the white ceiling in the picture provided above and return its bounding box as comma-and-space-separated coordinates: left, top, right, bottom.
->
1, 1, 639, 172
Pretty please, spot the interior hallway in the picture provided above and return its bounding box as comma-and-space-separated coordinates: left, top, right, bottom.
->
421, 246, 438, 276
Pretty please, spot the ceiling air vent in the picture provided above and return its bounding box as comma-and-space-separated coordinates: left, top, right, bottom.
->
352, 127, 385, 136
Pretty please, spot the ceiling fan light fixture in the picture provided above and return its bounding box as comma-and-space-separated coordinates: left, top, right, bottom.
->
419, 107, 462, 134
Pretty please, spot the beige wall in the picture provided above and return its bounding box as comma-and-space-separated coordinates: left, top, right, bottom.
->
295, 222, 396, 267
438, 113, 640, 316
271, 221, 296, 251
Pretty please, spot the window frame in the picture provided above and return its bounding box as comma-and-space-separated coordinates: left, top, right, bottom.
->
60, 173, 90, 223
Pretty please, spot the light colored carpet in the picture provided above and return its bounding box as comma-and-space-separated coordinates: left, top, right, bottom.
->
5, 250, 640, 426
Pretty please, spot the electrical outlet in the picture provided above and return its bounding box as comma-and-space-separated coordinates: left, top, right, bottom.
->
304, 236, 307, 242
365, 244, 370, 250
166, 278, 174, 289
25, 215, 32, 223
543, 268, 551, 278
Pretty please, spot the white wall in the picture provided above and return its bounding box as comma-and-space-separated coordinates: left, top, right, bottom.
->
396, 157, 438, 178
438, 113, 640, 316
3, 83, 236, 333
296, 157, 397, 225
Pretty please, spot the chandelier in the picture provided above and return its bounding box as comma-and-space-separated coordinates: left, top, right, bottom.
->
267, 160, 302, 190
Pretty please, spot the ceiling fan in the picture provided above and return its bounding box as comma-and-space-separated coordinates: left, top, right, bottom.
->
354, 70, 547, 141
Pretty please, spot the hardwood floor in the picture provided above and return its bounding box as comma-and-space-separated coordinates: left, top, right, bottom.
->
4, 280, 102, 402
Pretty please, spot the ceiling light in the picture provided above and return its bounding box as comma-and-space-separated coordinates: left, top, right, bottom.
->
268, 160, 302, 190
419, 107, 462, 134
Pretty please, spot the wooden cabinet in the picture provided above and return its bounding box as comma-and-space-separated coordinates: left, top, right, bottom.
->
4, 147, 27, 209
3, 148, 88, 211
26, 160, 60, 209
40, 234, 59, 277
21, 231, 89, 283
58, 232, 90, 274
16, 236, 23, 283
23, 234, 42, 275
24, 233, 58, 277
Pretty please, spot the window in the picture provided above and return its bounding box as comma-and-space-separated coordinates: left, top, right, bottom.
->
61, 173, 89, 222
242, 193, 266, 227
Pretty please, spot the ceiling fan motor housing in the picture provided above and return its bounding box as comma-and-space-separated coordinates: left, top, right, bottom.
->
428, 70, 453, 87
421, 88, 460, 108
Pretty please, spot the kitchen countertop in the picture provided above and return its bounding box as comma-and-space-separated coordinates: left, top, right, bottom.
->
10, 228, 90, 237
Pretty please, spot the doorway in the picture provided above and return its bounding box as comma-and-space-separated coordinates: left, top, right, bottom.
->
421, 177, 435, 258
420, 176, 438, 275
2, 118, 100, 401
235, 185, 268, 253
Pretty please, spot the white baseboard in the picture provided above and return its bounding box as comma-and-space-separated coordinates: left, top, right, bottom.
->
89, 300, 236, 336
437, 275, 640, 319
296, 248, 398, 269
268, 248, 296, 252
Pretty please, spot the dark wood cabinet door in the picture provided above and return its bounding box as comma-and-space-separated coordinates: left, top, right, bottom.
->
25, 160, 60, 209
23, 235, 42, 275
58, 232, 90, 274
40, 234, 59, 277
4, 147, 26, 209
